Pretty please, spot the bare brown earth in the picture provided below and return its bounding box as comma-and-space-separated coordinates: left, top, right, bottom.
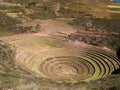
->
17, 19, 77, 35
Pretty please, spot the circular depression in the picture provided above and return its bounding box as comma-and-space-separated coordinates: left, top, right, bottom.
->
23, 47, 120, 83
39, 56, 95, 82
4, 35, 120, 83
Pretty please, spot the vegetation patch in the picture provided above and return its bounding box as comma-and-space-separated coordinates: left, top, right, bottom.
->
68, 32, 120, 50
0, 40, 15, 60
70, 15, 120, 33
0, 12, 18, 29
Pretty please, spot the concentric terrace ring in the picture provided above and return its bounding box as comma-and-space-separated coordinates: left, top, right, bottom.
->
1, 34, 120, 83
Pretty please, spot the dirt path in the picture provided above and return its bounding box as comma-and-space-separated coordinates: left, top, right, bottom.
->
76, 30, 120, 38
107, 5, 120, 8
107, 5, 120, 13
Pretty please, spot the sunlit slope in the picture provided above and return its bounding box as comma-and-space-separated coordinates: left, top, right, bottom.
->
1, 34, 120, 83
1, 0, 119, 19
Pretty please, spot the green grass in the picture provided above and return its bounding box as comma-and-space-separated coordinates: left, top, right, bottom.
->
109, 13, 120, 20
0, 73, 17, 84
28, 11, 55, 20
0, 11, 40, 36
0, 4, 25, 13
108, 8, 120, 11
0, 12, 18, 28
